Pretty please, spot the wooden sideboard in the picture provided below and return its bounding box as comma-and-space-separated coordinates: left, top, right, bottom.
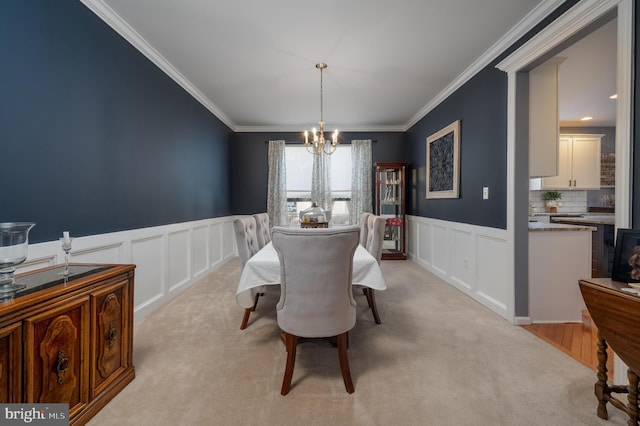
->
0, 263, 135, 425
579, 277, 640, 425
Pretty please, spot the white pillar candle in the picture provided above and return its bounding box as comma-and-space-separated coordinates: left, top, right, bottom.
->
63, 231, 70, 242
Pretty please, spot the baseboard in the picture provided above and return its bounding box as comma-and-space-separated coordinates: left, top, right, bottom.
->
514, 316, 532, 325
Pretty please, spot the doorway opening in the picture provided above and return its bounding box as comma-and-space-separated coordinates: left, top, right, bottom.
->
497, 0, 633, 384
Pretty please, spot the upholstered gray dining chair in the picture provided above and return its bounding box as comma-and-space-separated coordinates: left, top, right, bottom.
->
359, 215, 386, 324
271, 226, 360, 395
253, 213, 271, 249
233, 216, 262, 330
359, 212, 372, 247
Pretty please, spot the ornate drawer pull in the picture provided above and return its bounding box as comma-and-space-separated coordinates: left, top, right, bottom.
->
56, 350, 70, 384
108, 321, 118, 348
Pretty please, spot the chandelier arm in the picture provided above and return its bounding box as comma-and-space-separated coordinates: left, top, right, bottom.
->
323, 140, 337, 155
305, 143, 318, 155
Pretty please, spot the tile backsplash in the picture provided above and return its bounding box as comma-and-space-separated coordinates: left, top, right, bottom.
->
529, 190, 587, 214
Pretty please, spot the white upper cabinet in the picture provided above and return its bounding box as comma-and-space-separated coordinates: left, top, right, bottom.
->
540, 135, 602, 190
529, 58, 564, 178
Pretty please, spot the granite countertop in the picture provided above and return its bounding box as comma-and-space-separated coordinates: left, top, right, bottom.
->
530, 212, 614, 217
528, 222, 597, 232
551, 216, 615, 225
530, 212, 589, 216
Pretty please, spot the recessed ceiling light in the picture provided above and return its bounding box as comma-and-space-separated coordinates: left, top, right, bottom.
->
610, 94, 618, 99
580, 116, 594, 121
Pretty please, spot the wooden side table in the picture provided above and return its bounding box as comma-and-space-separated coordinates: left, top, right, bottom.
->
579, 278, 640, 425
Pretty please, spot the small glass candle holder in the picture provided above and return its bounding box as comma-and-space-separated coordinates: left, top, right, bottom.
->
59, 237, 73, 276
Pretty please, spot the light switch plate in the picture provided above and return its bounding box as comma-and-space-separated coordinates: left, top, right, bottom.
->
483, 187, 489, 199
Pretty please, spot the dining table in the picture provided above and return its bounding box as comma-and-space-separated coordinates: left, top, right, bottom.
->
236, 241, 387, 309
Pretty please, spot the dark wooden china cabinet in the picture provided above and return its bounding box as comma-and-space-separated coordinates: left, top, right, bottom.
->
375, 162, 407, 260
0, 264, 135, 425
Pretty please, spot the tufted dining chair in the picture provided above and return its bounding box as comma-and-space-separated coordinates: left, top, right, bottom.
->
271, 226, 360, 395
359, 212, 373, 247
357, 215, 386, 324
253, 213, 271, 249
233, 216, 262, 330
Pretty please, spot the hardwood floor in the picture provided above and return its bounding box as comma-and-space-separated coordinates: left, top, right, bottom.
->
522, 310, 614, 375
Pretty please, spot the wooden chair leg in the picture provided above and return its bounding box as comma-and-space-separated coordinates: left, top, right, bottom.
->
252, 292, 261, 312
240, 292, 264, 330
366, 288, 381, 324
281, 332, 297, 395
364, 287, 373, 307
337, 332, 354, 394
240, 308, 252, 330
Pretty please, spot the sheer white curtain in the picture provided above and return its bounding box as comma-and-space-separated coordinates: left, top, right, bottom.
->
311, 152, 332, 215
267, 140, 287, 226
350, 139, 372, 224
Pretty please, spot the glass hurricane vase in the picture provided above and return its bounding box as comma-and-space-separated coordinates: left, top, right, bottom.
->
0, 222, 36, 301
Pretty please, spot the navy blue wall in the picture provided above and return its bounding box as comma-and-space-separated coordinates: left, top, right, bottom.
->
0, 1, 233, 243
406, 67, 507, 229
232, 132, 405, 215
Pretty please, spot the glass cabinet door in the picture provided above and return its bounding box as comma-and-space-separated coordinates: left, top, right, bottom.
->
374, 162, 407, 260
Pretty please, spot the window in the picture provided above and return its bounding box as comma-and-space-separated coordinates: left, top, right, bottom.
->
285, 145, 351, 225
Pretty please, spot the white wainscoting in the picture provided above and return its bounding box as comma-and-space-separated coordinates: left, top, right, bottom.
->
407, 215, 510, 320
18, 216, 237, 322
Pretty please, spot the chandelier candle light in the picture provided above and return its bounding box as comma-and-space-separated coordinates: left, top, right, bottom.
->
304, 63, 339, 155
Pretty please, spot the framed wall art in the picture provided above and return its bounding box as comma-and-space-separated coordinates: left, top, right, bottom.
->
426, 120, 460, 199
612, 228, 640, 283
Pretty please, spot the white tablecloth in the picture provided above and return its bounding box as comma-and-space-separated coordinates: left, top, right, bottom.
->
236, 242, 387, 308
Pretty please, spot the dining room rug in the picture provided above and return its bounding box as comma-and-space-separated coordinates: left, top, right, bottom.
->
86, 258, 626, 426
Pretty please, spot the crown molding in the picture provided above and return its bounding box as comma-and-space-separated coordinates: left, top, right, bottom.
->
234, 124, 407, 133
404, 0, 566, 131
79, 0, 237, 131
496, 0, 619, 72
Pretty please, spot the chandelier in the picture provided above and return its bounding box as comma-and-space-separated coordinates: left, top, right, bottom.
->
304, 63, 339, 155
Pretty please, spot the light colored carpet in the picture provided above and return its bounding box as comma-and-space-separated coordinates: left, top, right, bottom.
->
87, 259, 626, 426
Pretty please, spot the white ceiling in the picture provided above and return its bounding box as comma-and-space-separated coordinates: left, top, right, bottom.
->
557, 18, 617, 128
81, 0, 614, 132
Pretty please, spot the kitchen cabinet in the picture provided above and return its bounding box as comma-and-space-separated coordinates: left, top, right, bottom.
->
529, 58, 563, 178
540, 134, 602, 190
375, 162, 406, 260
0, 264, 135, 425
